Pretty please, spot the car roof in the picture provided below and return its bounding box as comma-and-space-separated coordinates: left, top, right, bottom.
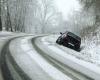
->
67, 32, 81, 41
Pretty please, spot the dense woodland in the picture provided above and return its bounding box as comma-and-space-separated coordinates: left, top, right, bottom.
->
0, 0, 100, 37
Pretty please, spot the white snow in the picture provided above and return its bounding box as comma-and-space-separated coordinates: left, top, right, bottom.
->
41, 35, 100, 79
27, 50, 73, 80
0, 31, 12, 34
43, 35, 100, 67
81, 32, 100, 66
20, 37, 73, 80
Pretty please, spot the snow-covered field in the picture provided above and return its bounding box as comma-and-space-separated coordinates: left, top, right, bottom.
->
44, 34, 100, 67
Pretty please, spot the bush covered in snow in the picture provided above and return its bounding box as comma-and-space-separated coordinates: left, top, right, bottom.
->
81, 27, 100, 66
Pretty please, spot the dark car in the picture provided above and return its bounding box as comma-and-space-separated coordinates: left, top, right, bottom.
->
56, 31, 81, 51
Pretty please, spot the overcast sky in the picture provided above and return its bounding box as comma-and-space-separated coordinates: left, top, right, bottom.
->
54, 0, 81, 20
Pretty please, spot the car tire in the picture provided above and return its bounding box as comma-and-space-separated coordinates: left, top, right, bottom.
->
75, 45, 80, 51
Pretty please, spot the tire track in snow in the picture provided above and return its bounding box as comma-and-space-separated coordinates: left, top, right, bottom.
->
32, 36, 93, 80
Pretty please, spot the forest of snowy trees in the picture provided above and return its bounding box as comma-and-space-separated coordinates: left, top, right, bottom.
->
0, 0, 100, 36
0, 0, 67, 34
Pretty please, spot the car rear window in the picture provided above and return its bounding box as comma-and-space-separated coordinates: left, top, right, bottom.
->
67, 32, 81, 42
68, 35, 80, 44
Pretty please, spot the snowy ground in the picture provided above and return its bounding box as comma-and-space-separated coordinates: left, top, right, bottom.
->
0, 31, 14, 80
44, 34, 100, 67
0, 31, 28, 80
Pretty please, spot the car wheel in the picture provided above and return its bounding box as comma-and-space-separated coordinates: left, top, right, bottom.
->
75, 45, 80, 51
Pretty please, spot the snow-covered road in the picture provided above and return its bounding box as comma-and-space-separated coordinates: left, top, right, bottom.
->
0, 31, 25, 80
0, 31, 20, 80
0, 31, 33, 80
8, 36, 73, 80
34, 36, 100, 80
1, 34, 100, 80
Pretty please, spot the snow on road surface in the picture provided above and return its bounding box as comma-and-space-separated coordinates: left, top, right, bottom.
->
2, 33, 100, 80
40, 35, 100, 80
9, 36, 73, 80
35, 37, 93, 80
0, 31, 14, 80
0, 31, 31, 80
0, 31, 18, 80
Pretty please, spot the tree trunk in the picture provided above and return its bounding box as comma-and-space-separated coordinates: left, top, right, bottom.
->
5, 5, 12, 31
0, 1, 2, 31
0, 17, 2, 31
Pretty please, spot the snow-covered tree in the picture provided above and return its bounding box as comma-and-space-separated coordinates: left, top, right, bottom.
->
79, 0, 100, 35
35, 0, 59, 33
0, 0, 67, 34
